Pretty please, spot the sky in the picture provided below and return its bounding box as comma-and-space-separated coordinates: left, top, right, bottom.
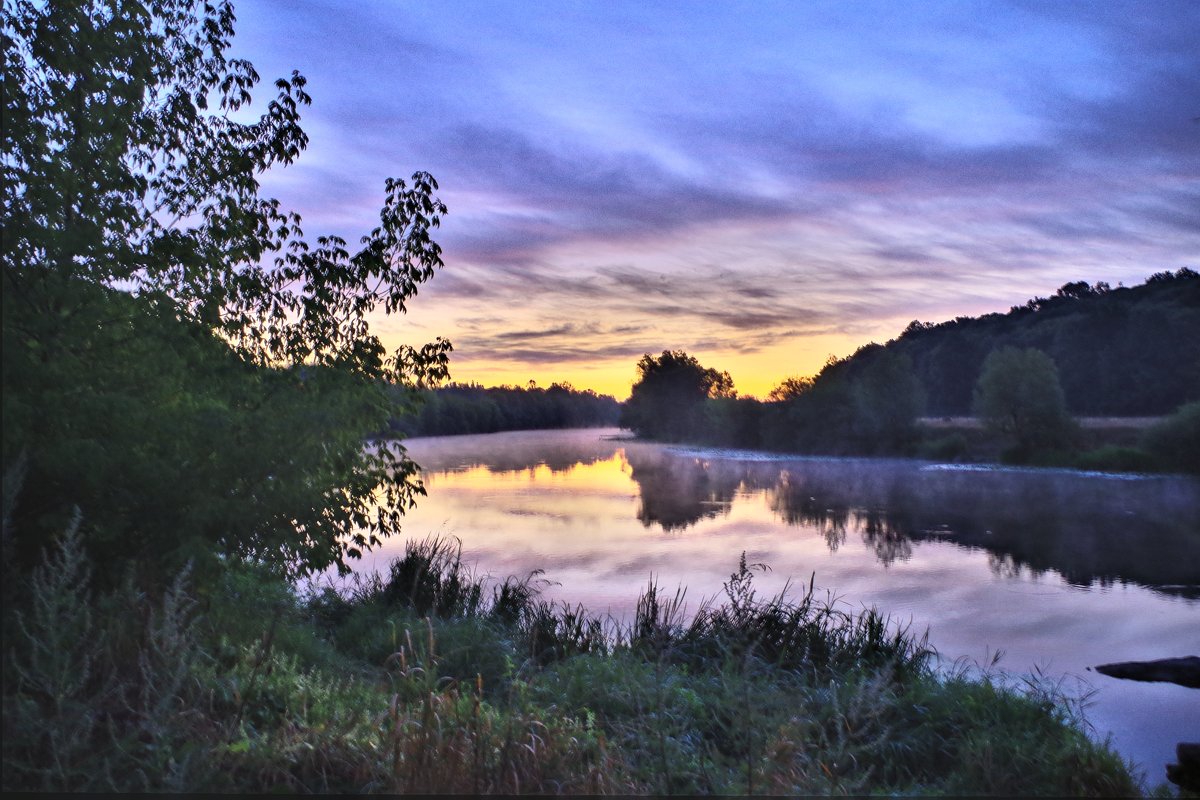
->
233, 0, 1200, 399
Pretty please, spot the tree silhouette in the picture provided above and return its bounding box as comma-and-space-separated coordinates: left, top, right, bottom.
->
767, 376, 815, 402
620, 350, 735, 441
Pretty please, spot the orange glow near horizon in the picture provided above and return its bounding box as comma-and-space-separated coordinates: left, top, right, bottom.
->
383, 325, 887, 400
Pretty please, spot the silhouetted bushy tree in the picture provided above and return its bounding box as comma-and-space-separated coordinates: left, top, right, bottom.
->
621, 351, 735, 441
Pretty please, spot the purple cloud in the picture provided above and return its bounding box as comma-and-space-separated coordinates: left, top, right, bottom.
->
231, 0, 1200, 390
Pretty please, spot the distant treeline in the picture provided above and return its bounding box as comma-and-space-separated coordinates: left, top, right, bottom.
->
621, 270, 1200, 471
388, 382, 621, 437
620, 350, 931, 457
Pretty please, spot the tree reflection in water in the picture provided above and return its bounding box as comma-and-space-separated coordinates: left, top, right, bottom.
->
765, 483, 849, 552
861, 511, 913, 566
620, 447, 1200, 598
626, 451, 737, 531
987, 552, 1028, 581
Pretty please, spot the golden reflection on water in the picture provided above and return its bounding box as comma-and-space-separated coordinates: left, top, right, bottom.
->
431, 450, 635, 495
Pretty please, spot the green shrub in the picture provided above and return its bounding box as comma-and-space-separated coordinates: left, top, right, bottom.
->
1141, 401, 1200, 474
919, 432, 970, 461
3, 523, 212, 792
1075, 445, 1158, 473
974, 347, 1075, 454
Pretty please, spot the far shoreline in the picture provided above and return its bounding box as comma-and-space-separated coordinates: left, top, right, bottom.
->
394, 421, 1195, 480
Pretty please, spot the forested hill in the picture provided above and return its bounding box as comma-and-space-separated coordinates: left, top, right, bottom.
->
862, 268, 1199, 416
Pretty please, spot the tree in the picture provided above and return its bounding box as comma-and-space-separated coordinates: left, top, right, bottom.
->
973, 347, 1073, 454
767, 376, 815, 402
620, 350, 735, 441
849, 351, 926, 450
2, 0, 450, 581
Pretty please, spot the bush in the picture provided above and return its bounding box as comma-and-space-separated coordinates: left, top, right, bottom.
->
3, 523, 212, 792
919, 432, 970, 461
1075, 445, 1158, 474
1141, 401, 1200, 474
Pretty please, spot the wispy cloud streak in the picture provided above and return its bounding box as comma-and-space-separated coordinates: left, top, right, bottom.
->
234, 0, 1200, 395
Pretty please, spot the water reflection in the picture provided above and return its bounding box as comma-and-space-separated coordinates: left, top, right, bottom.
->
627, 450, 736, 531
861, 513, 912, 566
404, 430, 1200, 597
393, 428, 1200, 778
615, 446, 1200, 597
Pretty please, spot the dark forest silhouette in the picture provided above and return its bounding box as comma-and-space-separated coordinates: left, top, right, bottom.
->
620, 270, 1200, 472
388, 382, 620, 437
890, 269, 1198, 416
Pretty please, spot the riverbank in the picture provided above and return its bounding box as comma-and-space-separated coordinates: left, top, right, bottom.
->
630, 402, 1199, 476
4, 532, 1147, 794
912, 415, 1176, 471
383, 400, 1199, 477
396, 427, 1199, 782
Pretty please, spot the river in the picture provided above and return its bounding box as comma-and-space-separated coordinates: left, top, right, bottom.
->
352, 427, 1199, 783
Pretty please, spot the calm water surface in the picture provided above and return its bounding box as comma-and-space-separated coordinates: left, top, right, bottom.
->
358, 428, 1199, 781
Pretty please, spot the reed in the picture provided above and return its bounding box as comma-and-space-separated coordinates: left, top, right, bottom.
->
3, 531, 1143, 795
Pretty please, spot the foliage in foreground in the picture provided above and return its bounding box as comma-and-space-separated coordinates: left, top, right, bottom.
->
3, 0, 450, 586
3, 532, 1144, 795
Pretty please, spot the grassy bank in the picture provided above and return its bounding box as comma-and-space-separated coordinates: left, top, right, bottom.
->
4, 534, 1147, 795
913, 404, 1200, 474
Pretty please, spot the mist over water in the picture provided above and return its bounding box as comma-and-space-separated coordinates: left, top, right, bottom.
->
360, 428, 1199, 780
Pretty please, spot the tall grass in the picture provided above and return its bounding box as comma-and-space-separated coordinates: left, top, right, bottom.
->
3, 521, 209, 791
3, 531, 1143, 795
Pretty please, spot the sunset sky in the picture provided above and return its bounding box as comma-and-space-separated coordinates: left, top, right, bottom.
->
235, 1, 1199, 399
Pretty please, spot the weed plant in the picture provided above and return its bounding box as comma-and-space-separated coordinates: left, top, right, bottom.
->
3, 531, 1144, 795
